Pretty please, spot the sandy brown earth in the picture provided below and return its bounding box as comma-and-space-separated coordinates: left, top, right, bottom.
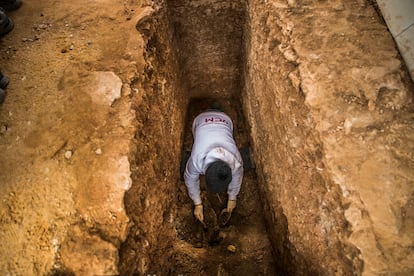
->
0, 0, 413, 275
0, 1, 143, 274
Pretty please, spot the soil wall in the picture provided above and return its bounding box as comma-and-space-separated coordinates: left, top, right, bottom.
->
243, 0, 414, 275
167, 0, 245, 99
119, 2, 187, 274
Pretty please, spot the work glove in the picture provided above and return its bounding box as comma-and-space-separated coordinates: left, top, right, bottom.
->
227, 200, 237, 213
194, 204, 204, 222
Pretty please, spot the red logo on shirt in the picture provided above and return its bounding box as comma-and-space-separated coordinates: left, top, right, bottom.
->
205, 117, 229, 125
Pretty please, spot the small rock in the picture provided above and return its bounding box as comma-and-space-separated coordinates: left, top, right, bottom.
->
95, 148, 102, 155
283, 48, 297, 62
0, 125, 7, 134
288, 71, 300, 90
287, 0, 297, 7
89, 71, 122, 106
344, 119, 352, 135
64, 150, 72, 159
279, 44, 298, 62
227, 244, 237, 253
368, 100, 375, 111
334, 3, 345, 11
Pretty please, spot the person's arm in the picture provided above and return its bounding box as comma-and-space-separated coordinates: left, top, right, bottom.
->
184, 156, 202, 205
226, 163, 243, 213
184, 156, 204, 222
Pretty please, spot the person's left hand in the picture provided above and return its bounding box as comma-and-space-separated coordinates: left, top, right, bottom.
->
194, 204, 204, 222
227, 200, 237, 213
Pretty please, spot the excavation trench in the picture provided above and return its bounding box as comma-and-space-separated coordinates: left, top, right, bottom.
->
119, 1, 279, 274
119, 0, 357, 275
0, 0, 412, 274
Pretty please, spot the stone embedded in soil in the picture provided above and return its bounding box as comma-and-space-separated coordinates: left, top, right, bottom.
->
0, 125, 7, 134
88, 71, 122, 106
64, 150, 72, 159
227, 244, 237, 253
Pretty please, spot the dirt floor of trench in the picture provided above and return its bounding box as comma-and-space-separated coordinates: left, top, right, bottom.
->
172, 98, 276, 275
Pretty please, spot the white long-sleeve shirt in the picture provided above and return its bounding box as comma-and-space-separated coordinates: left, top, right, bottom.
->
184, 111, 243, 205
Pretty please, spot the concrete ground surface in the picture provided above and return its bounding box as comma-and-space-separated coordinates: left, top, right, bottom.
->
376, 0, 414, 80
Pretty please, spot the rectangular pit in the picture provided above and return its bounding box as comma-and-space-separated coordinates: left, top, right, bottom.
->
119, 0, 367, 274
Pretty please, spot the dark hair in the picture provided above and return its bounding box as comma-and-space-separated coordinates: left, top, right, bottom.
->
205, 160, 232, 193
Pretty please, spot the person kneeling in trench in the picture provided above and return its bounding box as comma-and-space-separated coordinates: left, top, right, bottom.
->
184, 106, 243, 231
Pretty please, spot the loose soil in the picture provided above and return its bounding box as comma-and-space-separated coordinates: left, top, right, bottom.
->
0, 1, 141, 274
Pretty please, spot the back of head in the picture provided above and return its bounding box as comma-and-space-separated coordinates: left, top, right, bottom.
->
205, 160, 232, 193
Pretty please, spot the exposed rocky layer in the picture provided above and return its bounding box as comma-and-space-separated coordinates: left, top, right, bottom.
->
244, 0, 414, 274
